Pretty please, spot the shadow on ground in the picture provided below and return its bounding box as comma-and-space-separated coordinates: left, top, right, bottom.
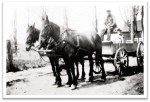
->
77, 66, 143, 89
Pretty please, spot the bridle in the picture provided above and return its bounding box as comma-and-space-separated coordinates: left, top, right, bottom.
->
26, 27, 37, 47
45, 29, 68, 51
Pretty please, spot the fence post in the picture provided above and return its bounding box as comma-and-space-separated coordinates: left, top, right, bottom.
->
6, 40, 13, 72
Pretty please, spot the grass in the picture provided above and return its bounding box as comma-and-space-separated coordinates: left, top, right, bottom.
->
7, 44, 49, 72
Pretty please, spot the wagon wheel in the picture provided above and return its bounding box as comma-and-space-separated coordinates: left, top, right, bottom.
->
114, 48, 129, 76
93, 63, 102, 74
136, 41, 144, 67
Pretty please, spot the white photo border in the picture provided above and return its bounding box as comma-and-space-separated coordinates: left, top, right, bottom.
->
2, 1, 148, 99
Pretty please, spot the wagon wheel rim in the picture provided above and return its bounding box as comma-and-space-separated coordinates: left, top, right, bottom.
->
137, 42, 144, 67
93, 63, 102, 74
114, 48, 129, 76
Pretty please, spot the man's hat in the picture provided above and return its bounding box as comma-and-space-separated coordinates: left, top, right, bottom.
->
106, 10, 111, 12
116, 28, 122, 32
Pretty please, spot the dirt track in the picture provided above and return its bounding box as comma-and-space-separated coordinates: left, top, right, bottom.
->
6, 57, 143, 95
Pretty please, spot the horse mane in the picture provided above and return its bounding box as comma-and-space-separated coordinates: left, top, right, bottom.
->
34, 28, 40, 41
30, 26, 40, 43
42, 17, 77, 44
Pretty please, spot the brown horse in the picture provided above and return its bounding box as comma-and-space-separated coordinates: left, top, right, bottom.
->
39, 15, 106, 89
25, 24, 85, 87
25, 24, 61, 86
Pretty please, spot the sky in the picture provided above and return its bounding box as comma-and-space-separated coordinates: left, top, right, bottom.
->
3, 2, 144, 44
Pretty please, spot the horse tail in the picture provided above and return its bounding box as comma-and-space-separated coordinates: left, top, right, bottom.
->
94, 34, 103, 66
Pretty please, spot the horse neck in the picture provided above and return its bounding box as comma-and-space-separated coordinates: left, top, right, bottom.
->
34, 28, 40, 42
50, 22, 61, 43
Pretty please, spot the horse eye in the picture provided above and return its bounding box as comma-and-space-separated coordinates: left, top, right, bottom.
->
27, 37, 31, 41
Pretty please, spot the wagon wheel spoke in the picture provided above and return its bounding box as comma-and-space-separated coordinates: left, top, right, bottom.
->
114, 48, 129, 76
93, 64, 102, 74
120, 49, 125, 57
96, 66, 100, 72
137, 42, 144, 67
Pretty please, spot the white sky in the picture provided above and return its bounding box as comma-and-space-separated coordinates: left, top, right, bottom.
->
3, 2, 144, 44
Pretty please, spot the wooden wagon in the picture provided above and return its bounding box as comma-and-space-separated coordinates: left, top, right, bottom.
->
93, 22, 144, 76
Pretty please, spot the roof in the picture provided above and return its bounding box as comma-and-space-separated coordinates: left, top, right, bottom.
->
122, 20, 143, 33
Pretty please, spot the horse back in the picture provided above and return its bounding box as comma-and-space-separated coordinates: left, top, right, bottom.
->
67, 31, 102, 52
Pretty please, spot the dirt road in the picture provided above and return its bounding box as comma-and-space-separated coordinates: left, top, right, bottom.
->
6, 57, 143, 95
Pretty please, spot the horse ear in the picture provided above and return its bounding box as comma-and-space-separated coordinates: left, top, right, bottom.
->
46, 15, 49, 21
42, 16, 44, 20
33, 23, 35, 27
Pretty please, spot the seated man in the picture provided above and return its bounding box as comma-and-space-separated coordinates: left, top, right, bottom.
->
100, 10, 117, 41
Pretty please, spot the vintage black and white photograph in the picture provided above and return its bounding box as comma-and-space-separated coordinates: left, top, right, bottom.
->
3, 1, 147, 98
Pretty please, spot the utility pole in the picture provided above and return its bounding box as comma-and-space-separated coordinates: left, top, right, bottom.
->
94, 6, 98, 33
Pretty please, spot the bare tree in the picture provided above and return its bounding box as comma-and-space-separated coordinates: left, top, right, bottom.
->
94, 6, 98, 33
141, 6, 144, 33
119, 6, 131, 28
6, 40, 13, 72
12, 10, 17, 55
92, 6, 98, 33
42, 6, 47, 18
119, 5, 143, 42
64, 8, 68, 28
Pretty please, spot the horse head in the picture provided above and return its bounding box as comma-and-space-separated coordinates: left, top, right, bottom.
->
25, 23, 40, 51
39, 15, 58, 49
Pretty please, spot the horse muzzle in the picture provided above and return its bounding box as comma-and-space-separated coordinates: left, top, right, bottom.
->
26, 44, 31, 51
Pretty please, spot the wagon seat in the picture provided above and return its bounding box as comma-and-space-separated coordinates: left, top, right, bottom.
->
102, 27, 123, 43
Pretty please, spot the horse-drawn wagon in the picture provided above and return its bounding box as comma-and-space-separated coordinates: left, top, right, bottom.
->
33, 26, 144, 77
26, 13, 144, 89
93, 24, 144, 76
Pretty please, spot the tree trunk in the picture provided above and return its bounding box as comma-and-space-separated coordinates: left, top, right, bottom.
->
130, 7, 134, 43
6, 40, 13, 72
94, 6, 98, 33
141, 6, 144, 41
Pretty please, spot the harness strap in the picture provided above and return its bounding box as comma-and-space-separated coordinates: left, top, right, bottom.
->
63, 39, 78, 49
77, 34, 80, 47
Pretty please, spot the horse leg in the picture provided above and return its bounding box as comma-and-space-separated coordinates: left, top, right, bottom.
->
88, 55, 94, 82
99, 56, 106, 81
49, 57, 57, 85
70, 58, 77, 89
75, 60, 79, 79
55, 58, 62, 87
64, 58, 72, 87
80, 58, 85, 79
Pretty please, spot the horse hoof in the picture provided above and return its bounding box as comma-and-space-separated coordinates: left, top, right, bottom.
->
100, 79, 105, 82
53, 74, 57, 77
76, 75, 79, 80
66, 82, 69, 85
57, 84, 62, 88
85, 79, 93, 82
65, 84, 71, 88
101, 76, 106, 81
81, 76, 85, 79
71, 85, 77, 90
81, 74, 85, 79
101, 78, 106, 82
52, 83, 56, 85
88, 77, 93, 82
52, 82, 57, 85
